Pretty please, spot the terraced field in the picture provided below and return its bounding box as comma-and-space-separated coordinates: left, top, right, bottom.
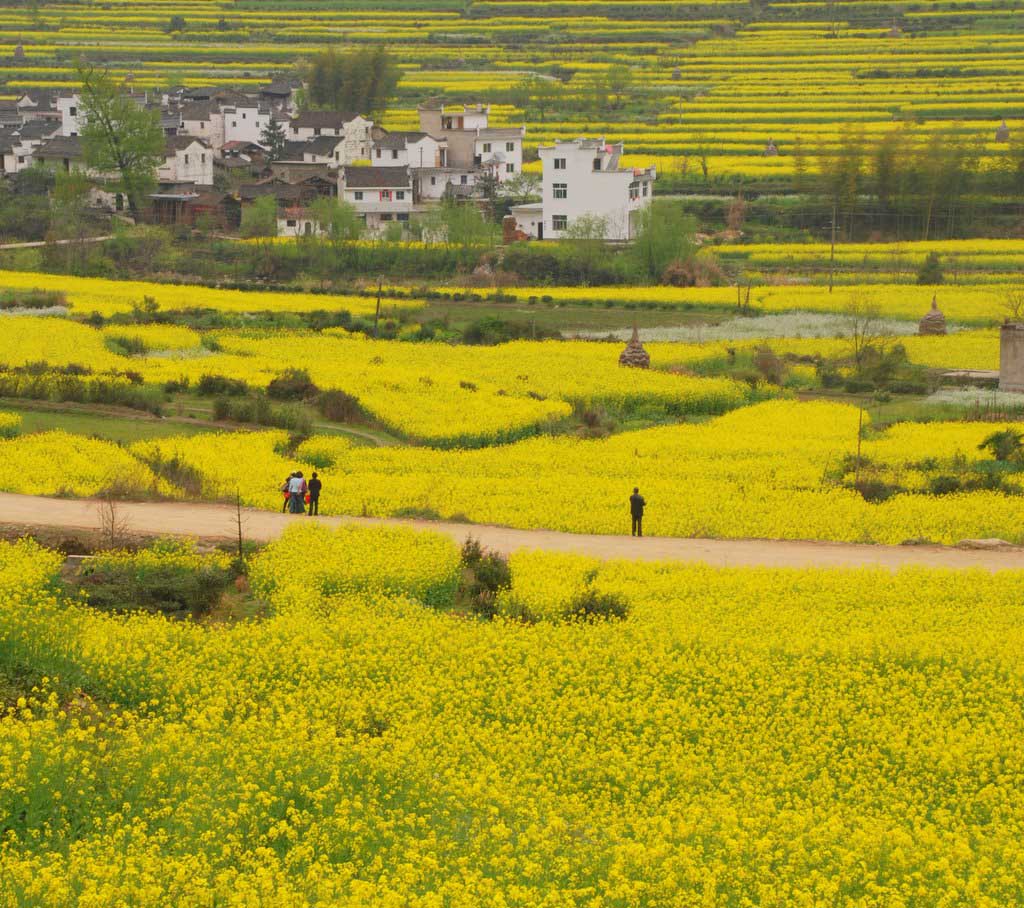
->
0, 0, 1022, 186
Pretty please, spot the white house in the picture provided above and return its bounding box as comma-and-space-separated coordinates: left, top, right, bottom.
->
525, 138, 656, 241
415, 167, 478, 201
57, 93, 86, 137
474, 127, 524, 182
371, 130, 447, 170
180, 101, 225, 151
338, 165, 413, 233
277, 204, 320, 238
290, 112, 373, 164
158, 136, 213, 185
222, 101, 271, 146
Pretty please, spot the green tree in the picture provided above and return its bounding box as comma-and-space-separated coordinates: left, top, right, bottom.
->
305, 45, 400, 117
440, 199, 496, 251
240, 195, 278, 238
49, 168, 92, 272
259, 118, 288, 162
629, 201, 697, 282
77, 60, 165, 221
309, 196, 362, 246
561, 214, 608, 283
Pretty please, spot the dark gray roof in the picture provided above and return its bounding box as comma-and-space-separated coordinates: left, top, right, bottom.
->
14, 120, 59, 140
180, 101, 215, 121
35, 136, 83, 159
291, 110, 360, 129
238, 181, 307, 203
341, 165, 410, 188
375, 130, 429, 150
476, 127, 523, 140
166, 135, 210, 152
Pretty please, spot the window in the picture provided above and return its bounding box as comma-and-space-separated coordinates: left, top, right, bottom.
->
642, 183, 648, 197
232, 121, 237, 128
391, 149, 398, 160
553, 157, 566, 170
381, 190, 393, 201
629, 181, 639, 201
314, 127, 321, 136
506, 163, 514, 174
184, 154, 190, 164
460, 175, 468, 185
292, 125, 298, 134
397, 212, 409, 222
380, 213, 393, 221
396, 190, 405, 200
69, 106, 77, 116
200, 122, 206, 130
506, 141, 515, 152
354, 191, 364, 201
552, 215, 568, 231
482, 142, 491, 153
201, 153, 206, 164
553, 182, 567, 199
593, 158, 602, 171
286, 219, 296, 227
430, 176, 436, 185
376, 149, 381, 158
242, 112, 246, 120
17, 156, 24, 164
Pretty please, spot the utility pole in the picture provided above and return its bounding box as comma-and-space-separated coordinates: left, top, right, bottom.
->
829, 201, 837, 294
374, 276, 382, 339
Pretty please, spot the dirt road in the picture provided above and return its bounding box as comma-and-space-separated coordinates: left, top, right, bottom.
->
2, 492, 1022, 572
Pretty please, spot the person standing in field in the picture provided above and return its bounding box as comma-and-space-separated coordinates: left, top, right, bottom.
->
288, 471, 307, 514
629, 487, 646, 537
281, 472, 295, 512
307, 472, 322, 516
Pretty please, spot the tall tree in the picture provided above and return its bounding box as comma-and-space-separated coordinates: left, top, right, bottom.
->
629, 201, 696, 282
259, 118, 288, 161
305, 45, 400, 116
77, 61, 165, 221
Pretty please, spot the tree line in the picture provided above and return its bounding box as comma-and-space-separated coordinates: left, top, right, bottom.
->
797, 125, 1024, 241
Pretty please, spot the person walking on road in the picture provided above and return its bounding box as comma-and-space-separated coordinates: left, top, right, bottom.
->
307, 472, 322, 516
629, 487, 646, 537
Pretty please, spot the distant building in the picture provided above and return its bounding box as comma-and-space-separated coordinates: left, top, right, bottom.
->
158, 136, 213, 185
338, 165, 413, 233
515, 137, 655, 241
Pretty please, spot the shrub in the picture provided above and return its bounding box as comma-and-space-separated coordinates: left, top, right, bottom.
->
267, 368, 318, 401
565, 588, 629, 621
318, 389, 361, 422
917, 252, 944, 285
197, 374, 249, 396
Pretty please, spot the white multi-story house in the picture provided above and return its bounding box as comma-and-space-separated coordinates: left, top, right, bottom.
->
473, 127, 524, 182
180, 101, 225, 151
222, 101, 271, 146
518, 138, 656, 241
338, 165, 413, 233
57, 93, 86, 137
371, 130, 447, 169
415, 167, 478, 201
158, 137, 214, 185
289, 112, 373, 164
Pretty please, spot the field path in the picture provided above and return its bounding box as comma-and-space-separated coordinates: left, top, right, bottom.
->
2, 492, 1023, 572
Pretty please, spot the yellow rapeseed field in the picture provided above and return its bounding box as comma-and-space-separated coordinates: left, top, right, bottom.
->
4, 526, 1024, 905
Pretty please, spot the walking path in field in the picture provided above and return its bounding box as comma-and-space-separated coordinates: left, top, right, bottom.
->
2, 492, 1023, 572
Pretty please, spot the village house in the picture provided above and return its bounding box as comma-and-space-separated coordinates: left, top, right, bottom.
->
158, 136, 214, 185
416, 101, 524, 181
338, 165, 414, 233
180, 101, 224, 150
512, 137, 656, 241
290, 111, 373, 164
473, 127, 524, 182
371, 130, 447, 169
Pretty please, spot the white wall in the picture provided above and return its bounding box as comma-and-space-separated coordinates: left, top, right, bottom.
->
57, 94, 85, 137
181, 114, 225, 152
159, 143, 213, 184
475, 135, 523, 182
223, 105, 270, 145
538, 141, 654, 241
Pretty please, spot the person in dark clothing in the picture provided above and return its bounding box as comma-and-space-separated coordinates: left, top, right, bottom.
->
629, 487, 646, 537
307, 472, 322, 516
281, 472, 295, 512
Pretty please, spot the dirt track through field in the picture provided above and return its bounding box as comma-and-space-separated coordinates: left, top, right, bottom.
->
2, 492, 1023, 572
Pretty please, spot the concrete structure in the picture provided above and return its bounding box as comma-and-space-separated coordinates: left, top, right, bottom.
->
417, 102, 525, 181
474, 127, 524, 181
1000, 324, 1024, 392
338, 165, 414, 233
158, 136, 213, 185
372, 130, 446, 169
525, 137, 656, 241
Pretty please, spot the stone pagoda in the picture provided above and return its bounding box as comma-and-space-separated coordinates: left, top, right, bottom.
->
619, 325, 651, 369
918, 295, 947, 336
996, 119, 1011, 142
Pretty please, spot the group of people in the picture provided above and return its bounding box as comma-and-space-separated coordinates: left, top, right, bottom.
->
281, 471, 323, 516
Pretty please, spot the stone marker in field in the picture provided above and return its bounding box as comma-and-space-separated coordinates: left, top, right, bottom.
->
619, 325, 650, 369
996, 119, 1011, 142
918, 295, 947, 335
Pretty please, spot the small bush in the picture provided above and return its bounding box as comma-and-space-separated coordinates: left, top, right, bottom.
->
197, 374, 249, 396
318, 389, 361, 422
566, 588, 629, 621
267, 368, 318, 401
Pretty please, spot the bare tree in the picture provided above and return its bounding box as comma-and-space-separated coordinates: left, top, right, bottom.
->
96, 493, 131, 549
843, 293, 887, 365
1004, 289, 1024, 323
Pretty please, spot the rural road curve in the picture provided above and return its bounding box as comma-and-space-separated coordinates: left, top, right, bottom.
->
2, 492, 1023, 572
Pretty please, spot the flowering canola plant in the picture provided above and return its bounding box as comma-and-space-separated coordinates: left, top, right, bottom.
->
4, 527, 1024, 905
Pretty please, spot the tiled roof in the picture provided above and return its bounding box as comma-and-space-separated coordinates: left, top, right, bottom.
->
341, 165, 411, 188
